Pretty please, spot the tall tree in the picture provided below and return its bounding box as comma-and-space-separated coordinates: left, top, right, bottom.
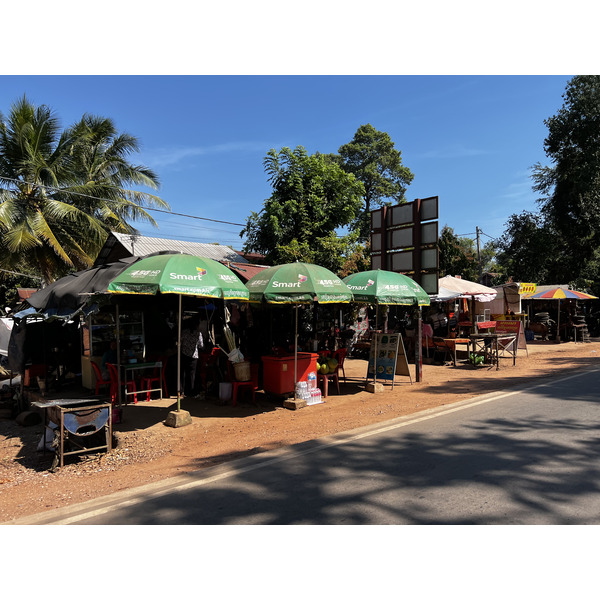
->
493, 211, 557, 283
241, 146, 364, 272
532, 75, 600, 281
338, 124, 414, 240
0, 96, 168, 283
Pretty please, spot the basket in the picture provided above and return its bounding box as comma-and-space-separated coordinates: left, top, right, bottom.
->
233, 360, 251, 382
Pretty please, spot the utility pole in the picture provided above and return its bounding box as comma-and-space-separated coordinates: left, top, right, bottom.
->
476, 226, 482, 283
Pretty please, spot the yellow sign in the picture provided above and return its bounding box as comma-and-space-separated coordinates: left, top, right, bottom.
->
518, 282, 537, 295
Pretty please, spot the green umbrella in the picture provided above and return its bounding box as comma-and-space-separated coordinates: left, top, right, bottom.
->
246, 262, 353, 391
108, 252, 249, 410
343, 269, 430, 306
107, 252, 250, 300
246, 262, 353, 304
343, 269, 430, 383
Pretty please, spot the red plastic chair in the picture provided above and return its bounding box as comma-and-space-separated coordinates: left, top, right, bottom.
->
332, 348, 348, 382
91, 361, 112, 397
107, 362, 138, 404
317, 357, 341, 397
227, 361, 258, 407
198, 347, 221, 391
140, 358, 169, 401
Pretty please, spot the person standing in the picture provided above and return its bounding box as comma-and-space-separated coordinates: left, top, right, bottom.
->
180, 317, 204, 397
101, 340, 118, 380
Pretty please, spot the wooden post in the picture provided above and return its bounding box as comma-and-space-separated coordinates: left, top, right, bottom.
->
415, 305, 422, 382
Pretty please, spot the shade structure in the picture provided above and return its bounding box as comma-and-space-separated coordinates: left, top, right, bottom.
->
526, 288, 598, 301
108, 252, 249, 410
246, 262, 353, 304
343, 270, 429, 384
24, 257, 141, 318
524, 287, 598, 343
428, 286, 462, 302
438, 275, 497, 302
343, 270, 430, 306
107, 252, 250, 300
246, 262, 353, 391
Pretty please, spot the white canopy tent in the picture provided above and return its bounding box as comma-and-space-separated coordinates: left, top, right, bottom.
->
437, 275, 497, 303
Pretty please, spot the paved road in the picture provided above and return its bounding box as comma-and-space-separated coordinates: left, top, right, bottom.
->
8, 366, 600, 525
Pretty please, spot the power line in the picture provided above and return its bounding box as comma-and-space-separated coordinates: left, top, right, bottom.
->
1, 177, 247, 227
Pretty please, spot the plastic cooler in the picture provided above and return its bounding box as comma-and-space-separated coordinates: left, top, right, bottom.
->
261, 353, 319, 396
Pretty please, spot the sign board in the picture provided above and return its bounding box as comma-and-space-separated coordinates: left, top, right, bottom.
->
385, 248, 438, 277
387, 203, 414, 227
495, 319, 528, 353
387, 222, 438, 250
369, 197, 439, 297
518, 283, 537, 295
366, 332, 411, 385
419, 196, 439, 221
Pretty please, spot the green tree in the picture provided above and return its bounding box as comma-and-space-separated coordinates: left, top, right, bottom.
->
438, 225, 479, 281
0, 96, 168, 283
241, 146, 364, 272
338, 124, 414, 240
531, 75, 600, 281
493, 211, 556, 284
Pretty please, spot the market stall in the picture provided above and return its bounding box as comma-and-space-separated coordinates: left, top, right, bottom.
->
107, 251, 250, 414
522, 286, 598, 342
245, 262, 353, 404
343, 269, 430, 386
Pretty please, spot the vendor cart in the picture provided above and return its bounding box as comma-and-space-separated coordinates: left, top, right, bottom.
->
33, 398, 112, 469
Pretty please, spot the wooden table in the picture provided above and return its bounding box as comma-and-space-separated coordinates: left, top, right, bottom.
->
468, 333, 517, 370
433, 338, 470, 367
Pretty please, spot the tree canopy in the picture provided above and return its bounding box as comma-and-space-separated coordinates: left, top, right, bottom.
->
338, 124, 414, 239
0, 96, 168, 283
241, 146, 365, 273
496, 76, 600, 293
493, 211, 557, 283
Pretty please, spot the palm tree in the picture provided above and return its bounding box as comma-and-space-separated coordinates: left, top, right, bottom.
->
0, 96, 169, 283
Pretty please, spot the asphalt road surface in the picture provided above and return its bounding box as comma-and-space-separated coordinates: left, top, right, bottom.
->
9, 366, 600, 525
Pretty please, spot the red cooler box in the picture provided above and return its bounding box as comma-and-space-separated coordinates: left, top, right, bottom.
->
261, 353, 319, 397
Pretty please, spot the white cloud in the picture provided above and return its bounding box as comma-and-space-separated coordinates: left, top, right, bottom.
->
143, 141, 266, 168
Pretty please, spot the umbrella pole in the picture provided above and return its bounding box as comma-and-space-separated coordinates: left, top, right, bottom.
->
557, 299, 561, 343
177, 294, 182, 411
373, 304, 378, 384
116, 303, 122, 407
294, 305, 298, 391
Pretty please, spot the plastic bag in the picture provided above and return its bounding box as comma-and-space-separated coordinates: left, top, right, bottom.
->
227, 348, 244, 363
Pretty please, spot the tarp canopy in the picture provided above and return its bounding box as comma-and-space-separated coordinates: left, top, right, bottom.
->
437, 275, 497, 303
26, 257, 140, 314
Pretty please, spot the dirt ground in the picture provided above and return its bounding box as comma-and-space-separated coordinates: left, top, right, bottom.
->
1, 340, 600, 523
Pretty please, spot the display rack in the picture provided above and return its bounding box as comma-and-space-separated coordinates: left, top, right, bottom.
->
81, 310, 146, 389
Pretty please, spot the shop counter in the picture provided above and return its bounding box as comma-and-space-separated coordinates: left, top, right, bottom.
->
261, 353, 319, 397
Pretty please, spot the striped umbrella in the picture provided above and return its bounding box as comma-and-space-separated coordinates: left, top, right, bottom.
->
526, 287, 598, 342
526, 288, 598, 301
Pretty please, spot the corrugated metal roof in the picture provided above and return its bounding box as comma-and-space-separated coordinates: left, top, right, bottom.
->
109, 232, 247, 264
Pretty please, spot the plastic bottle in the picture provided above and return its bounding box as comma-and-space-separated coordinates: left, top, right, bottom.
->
307, 371, 317, 390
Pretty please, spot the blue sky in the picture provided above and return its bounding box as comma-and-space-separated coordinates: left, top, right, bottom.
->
0, 75, 572, 251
